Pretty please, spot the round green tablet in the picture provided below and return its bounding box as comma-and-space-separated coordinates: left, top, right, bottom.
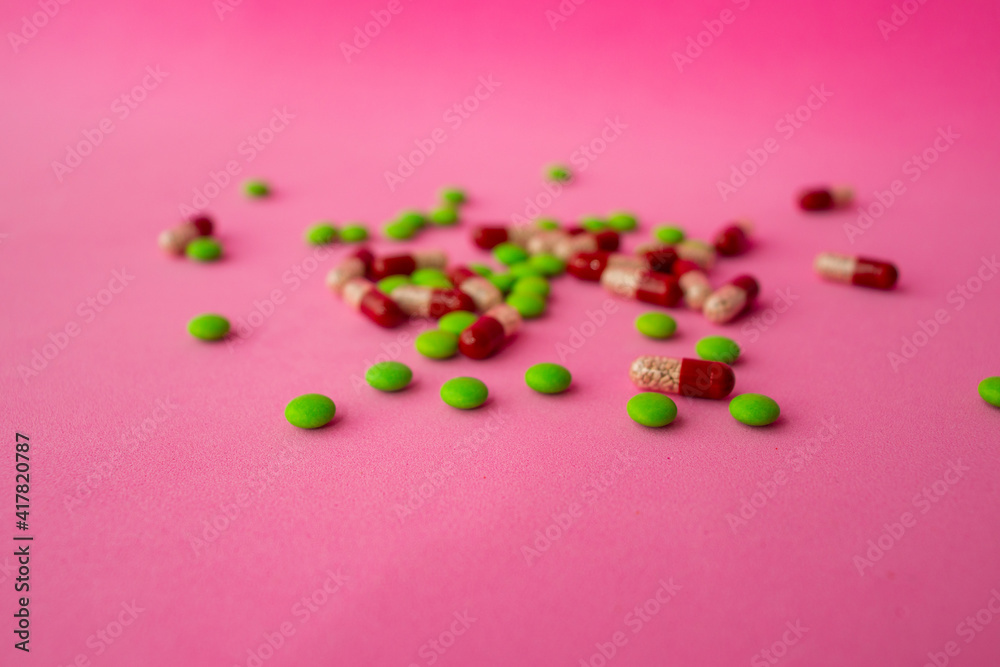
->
429, 206, 459, 226
244, 179, 270, 197
410, 268, 452, 288
608, 211, 638, 232
509, 261, 545, 279
536, 218, 561, 231
512, 276, 550, 298
978, 377, 1000, 407
493, 243, 529, 266
654, 225, 685, 245
397, 210, 426, 229
365, 361, 413, 392
580, 216, 608, 232
384, 220, 418, 241
627, 393, 677, 427
284, 393, 336, 429
340, 224, 369, 243
468, 263, 493, 277
529, 253, 566, 276
696, 336, 741, 364
377, 275, 410, 294
729, 393, 780, 426
525, 363, 572, 394
488, 272, 516, 293
545, 164, 572, 182
506, 292, 546, 319
440, 377, 488, 409
305, 222, 337, 246
415, 330, 459, 359
440, 187, 466, 205
186, 237, 222, 262
187, 313, 230, 341
635, 312, 676, 339
439, 310, 478, 335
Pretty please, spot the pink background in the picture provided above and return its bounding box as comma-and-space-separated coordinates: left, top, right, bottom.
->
3, 0, 1000, 665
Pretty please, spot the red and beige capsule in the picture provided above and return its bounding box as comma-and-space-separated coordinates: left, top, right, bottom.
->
814, 252, 898, 290
552, 230, 620, 260
703, 275, 759, 324
713, 220, 753, 257
341, 278, 407, 328
629, 356, 736, 399
448, 266, 503, 311
472, 225, 538, 250
672, 259, 713, 310
458, 303, 522, 359
601, 265, 683, 307
369, 249, 447, 281
567, 248, 677, 281
158, 215, 213, 254
635, 240, 715, 270
391, 285, 475, 318
326, 247, 375, 294
798, 186, 854, 212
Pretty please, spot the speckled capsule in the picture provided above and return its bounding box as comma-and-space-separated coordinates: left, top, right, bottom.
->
458, 303, 522, 359
325, 247, 375, 294
567, 248, 677, 281
635, 240, 715, 271
703, 275, 759, 324
672, 259, 713, 310
552, 230, 620, 260
629, 356, 735, 399
472, 225, 538, 250
342, 278, 407, 328
448, 266, 503, 311
799, 186, 854, 211
713, 220, 753, 256
601, 266, 683, 307
369, 249, 447, 281
159, 215, 213, 254
814, 252, 898, 290
391, 285, 476, 318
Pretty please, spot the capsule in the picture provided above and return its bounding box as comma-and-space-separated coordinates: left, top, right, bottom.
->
159, 215, 213, 254
326, 247, 375, 294
472, 225, 538, 250
814, 252, 898, 290
703, 275, 759, 324
552, 230, 620, 260
448, 266, 503, 311
636, 240, 715, 270
458, 303, 522, 359
629, 356, 735, 399
369, 249, 447, 280
567, 248, 677, 281
798, 186, 853, 211
672, 259, 713, 310
341, 278, 407, 328
601, 266, 683, 307
713, 220, 752, 257
391, 285, 476, 318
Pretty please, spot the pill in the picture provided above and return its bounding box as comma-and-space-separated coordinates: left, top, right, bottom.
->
284, 393, 335, 429
653, 225, 685, 245
608, 211, 638, 232
244, 179, 270, 197
392, 284, 475, 318
703, 275, 759, 324
370, 249, 447, 280
567, 249, 676, 281
365, 361, 412, 392
397, 210, 427, 229
411, 268, 453, 288
342, 278, 407, 328
627, 392, 678, 427
377, 275, 411, 294
459, 303, 521, 359
416, 329, 460, 359
187, 313, 230, 341
472, 225, 537, 250
552, 230, 620, 260
325, 247, 375, 294
978, 377, 1000, 407
305, 222, 338, 246
545, 164, 572, 182
488, 272, 516, 294
629, 356, 735, 399
186, 237, 223, 262
528, 253, 566, 276
493, 243, 529, 266
670, 260, 712, 310
798, 186, 853, 211
438, 310, 479, 335
535, 218, 561, 231
506, 292, 546, 319
713, 220, 752, 256
512, 276, 550, 298
601, 266, 683, 307
635, 312, 676, 339
448, 266, 503, 311
729, 393, 780, 426
429, 206, 459, 226
440, 377, 489, 409
580, 216, 609, 232
468, 263, 493, 277
384, 219, 419, 240
525, 363, 572, 394
526, 230, 569, 255
340, 224, 369, 243
696, 336, 741, 363
440, 187, 467, 205
509, 261, 545, 279
676, 239, 716, 269
159, 215, 213, 254
814, 252, 898, 290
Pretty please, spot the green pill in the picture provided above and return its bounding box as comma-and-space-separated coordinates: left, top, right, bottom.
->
529, 253, 566, 276
440, 187, 466, 205
429, 206, 459, 226
186, 237, 222, 262
377, 275, 410, 294
415, 330, 459, 359
244, 179, 270, 197
305, 222, 337, 246
654, 225, 685, 245
729, 393, 780, 426
397, 210, 426, 229
439, 311, 478, 335
493, 243, 529, 266
488, 272, 516, 293
509, 261, 545, 279
411, 268, 452, 288
365, 361, 412, 392
635, 312, 676, 339
468, 263, 493, 277
525, 363, 572, 394
512, 276, 550, 298
384, 220, 418, 241
979, 377, 1000, 407
187, 313, 230, 341
545, 164, 572, 182
284, 393, 336, 429
608, 211, 638, 232
696, 336, 741, 364
627, 393, 678, 427
340, 224, 369, 243
440, 377, 488, 409
535, 218, 561, 231
580, 216, 608, 232
506, 292, 546, 319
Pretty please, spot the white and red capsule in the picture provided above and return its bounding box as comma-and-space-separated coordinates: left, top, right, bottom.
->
458, 304, 522, 359
629, 356, 735, 399
551, 230, 620, 260
567, 248, 677, 281
326, 247, 375, 294
814, 252, 898, 290
601, 266, 683, 307
472, 225, 539, 250
713, 220, 753, 257
672, 259, 713, 310
391, 285, 476, 319
798, 186, 854, 212
369, 249, 447, 281
159, 215, 213, 254
635, 240, 715, 270
341, 278, 407, 328
703, 275, 759, 323
448, 266, 503, 311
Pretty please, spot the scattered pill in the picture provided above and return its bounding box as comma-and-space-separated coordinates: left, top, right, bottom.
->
608, 212, 638, 232
342, 278, 407, 328
488, 272, 516, 294
326, 247, 374, 294
416, 329, 460, 359
814, 252, 899, 290
675, 239, 716, 270
340, 224, 369, 243
494, 243, 529, 266
627, 393, 678, 427
244, 179, 270, 197
384, 220, 418, 241
581, 216, 609, 232
509, 261, 545, 279
729, 393, 780, 426
472, 225, 536, 250
551, 230, 620, 260
978, 377, 1000, 407
187, 313, 230, 341
459, 304, 521, 359
159, 215, 213, 254
545, 164, 572, 182
393, 285, 474, 318
439, 310, 479, 335
429, 206, 459, 226
376, 275, 410, 294
440, 377, 489, 409
703, 275, 759, 324
525, 363, 572, 394
568, 249, 676, 281
284, 393, 336, 429
635, 312, 676, 339
798, 186, 853, 211
365, 361, 413, 392
448, 266, 504, 311
468, 263, 493, 277
602, 266, 683, 307
512, 276, 550, 298
411, 268, 453, 288
186, 237, 222, 262
713, 220, 752, 256
397, 210, 427, 229
653, 225, 685, 245
506, 292, 546, 319
696, 336, 741, 363
528, 253, 566, 276
370, 249, 447, 280
440, 187, 467, 205
536, 218, 561, 231
305, 222, 338, 246
629, 356, 735, 399
672, 260, 712, 310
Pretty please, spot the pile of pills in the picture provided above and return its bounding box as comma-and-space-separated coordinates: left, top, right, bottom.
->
383, 187, 469, 241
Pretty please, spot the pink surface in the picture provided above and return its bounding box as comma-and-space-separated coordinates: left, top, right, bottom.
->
3, 0, 1000, 664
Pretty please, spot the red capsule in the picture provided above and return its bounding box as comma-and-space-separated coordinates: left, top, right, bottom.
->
814, 252, 898, 290
713, 220, 752, 256
326, 247, 375, 294
458, 304, 522, 359
342, 278, 407, 328
472, 225, 537, 250
158, 215, 214, 254
601, 266, 683, 307
369, 249, 446, 280
798, 186, 853, 211
703, 275, 759, 324
392, 285, 476, 318
629, 356, 735, 399
448, 266, 503, 311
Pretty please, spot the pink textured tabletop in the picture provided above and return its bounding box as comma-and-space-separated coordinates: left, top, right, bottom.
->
3, 0, 1000, 665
